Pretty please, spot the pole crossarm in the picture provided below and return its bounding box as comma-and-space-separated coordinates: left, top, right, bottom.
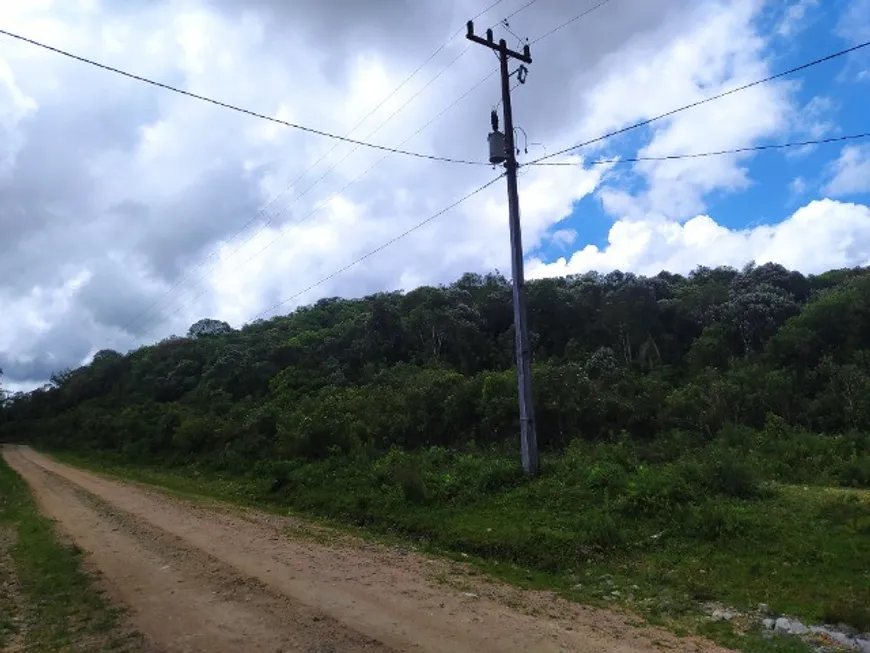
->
466, 21, 533, 64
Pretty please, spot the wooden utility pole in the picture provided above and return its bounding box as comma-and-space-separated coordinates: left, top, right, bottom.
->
466, 21, 539, 476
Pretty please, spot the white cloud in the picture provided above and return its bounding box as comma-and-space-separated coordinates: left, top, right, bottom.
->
204, 161, 605, 326
838, 0, 870, 45
550, 229, 577, 248
583, 0, 794, 221
790, 176, 807, 196
776, 0, 819, 37
793, 96, 838, 140
0, 59, 38, 176
0, 0, 867, 386
836, 0, 870, 81
529, 199, 870, 278
823, 145, 870, 196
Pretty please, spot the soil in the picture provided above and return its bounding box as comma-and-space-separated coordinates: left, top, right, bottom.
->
3, 445, 734, 653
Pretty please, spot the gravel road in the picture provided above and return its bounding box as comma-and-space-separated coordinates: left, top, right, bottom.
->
3, 445, 732, 653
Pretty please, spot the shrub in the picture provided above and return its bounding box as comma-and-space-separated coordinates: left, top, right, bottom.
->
586, 461, 629, 492
685, 503, 759, 542
818, 493, 870, 532
840, 459, 870, 488
699, 455, 765, 499
821, 596, 870, 632
394, 462, 427, 504
616, 463, 697, 517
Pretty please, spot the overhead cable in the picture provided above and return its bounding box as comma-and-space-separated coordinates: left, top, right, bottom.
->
248, 174, 506, 322
527, 39, 870, 166
528, 132, 870, 166
105, 0, 515, 339
0, 28, 487, 166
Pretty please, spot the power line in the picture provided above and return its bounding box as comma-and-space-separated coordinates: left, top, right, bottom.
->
129, 174, 504, 342
503, 0, 545, 23
528, 132, 870, 166
390, 0, 508, 91
122, 0, 607, 340
337, 0, 510, 137
0, 28, 489, 166
130, 81, 499, 339
248, 174, 505, 322
528, 39, 870, 165
229, 47, 473, 253
157, 2, 594, 333
126, 66, 495, 342
108, 0, 515, 340
530, 0, 612, 44
232, 0, 606, 259
240, 136, 870, 326
125, 4, 563, 339
238, 132, 870, 331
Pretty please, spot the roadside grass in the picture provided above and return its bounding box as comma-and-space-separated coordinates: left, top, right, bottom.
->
0, 455, 142, 652
50, 446, 870, 653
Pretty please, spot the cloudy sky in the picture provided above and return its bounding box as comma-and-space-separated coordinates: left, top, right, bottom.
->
1, 0, 869, 389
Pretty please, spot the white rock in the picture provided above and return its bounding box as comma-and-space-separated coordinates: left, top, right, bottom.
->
712, 609, 737, 621
762, 618, 775, 630
790, 621, 808, 636
829, 631, 854, 647
774, 617, 808, 635
856, 638, 870, 653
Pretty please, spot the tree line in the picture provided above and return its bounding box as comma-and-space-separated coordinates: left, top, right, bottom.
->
5, 261, 870, 632
2, 262, 869, 488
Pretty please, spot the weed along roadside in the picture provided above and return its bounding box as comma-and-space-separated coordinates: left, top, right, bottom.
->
51, 443, 870, 653
5, 265, 870, 653
0, 454, 142, 652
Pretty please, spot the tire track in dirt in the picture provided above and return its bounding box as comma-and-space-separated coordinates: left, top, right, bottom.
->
4, 445, 735, 653
3, 447, 391, 653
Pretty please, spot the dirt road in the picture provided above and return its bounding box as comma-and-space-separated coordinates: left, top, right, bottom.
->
3, 446, 731, 653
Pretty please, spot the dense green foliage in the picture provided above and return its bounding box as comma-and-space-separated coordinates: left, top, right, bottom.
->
5, 263, 870, 478
3, 262, 870, 631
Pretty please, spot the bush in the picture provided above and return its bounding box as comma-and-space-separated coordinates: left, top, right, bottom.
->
840, 459, 870, 488
586, 461, 629, 492
821, 597, 870, 632
394, 462, 427, 504
818, 493, 870, 532
699, 456, 765, 499
616, 463, 697, 518
685, 503, 760, 542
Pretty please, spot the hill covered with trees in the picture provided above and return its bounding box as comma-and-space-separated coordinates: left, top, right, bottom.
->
3, 262, 870, 633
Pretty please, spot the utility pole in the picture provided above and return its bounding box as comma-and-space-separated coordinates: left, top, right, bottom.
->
466, 21, 539, 476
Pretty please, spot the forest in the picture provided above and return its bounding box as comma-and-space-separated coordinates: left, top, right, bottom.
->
2, 262, 870, 631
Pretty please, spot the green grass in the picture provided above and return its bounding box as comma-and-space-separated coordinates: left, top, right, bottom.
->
0, 456, 142, 652
51, 444, 870, 653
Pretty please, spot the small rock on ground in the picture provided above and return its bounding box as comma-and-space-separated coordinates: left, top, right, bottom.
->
775, 617, 808, 636
711, 609, 738, 622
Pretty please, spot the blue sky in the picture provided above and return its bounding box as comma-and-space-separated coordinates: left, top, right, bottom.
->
527, 0, 870, 276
